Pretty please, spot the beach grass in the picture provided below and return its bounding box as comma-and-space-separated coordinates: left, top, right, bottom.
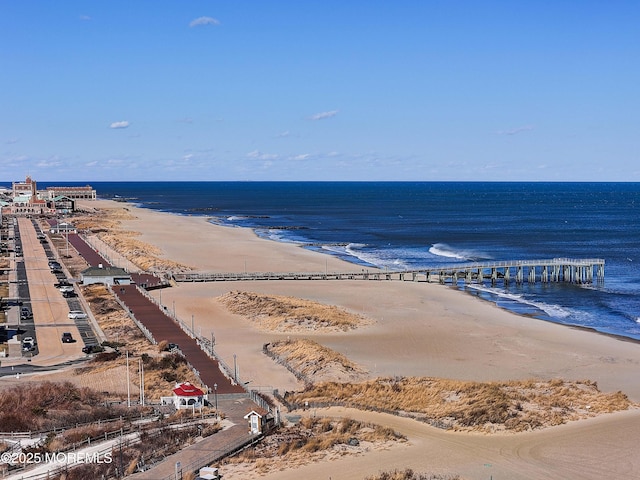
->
221, 416, 406, 474
286, 377, 633, 433
217, 290, 371, 332
73, 206, 192, 274
267, 338, 368, 384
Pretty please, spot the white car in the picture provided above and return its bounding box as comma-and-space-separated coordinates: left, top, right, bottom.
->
59, 285, 74, 293
68, 310, 88, 319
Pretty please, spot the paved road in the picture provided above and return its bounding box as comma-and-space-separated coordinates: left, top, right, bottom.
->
16, 218, 84, 364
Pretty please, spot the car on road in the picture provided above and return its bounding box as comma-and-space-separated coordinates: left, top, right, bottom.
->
61, 332, 74, 343
68, 310, 88, 319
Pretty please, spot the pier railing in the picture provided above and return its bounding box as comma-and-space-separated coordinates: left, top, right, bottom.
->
173, 258, 605, 285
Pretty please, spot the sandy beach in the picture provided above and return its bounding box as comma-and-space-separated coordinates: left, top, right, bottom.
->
83, 199, 640, 478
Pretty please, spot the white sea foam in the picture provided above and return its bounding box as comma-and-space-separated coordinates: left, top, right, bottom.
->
428, 243, 490, 261
320, 243, 411, 270
466, 284, 572, 319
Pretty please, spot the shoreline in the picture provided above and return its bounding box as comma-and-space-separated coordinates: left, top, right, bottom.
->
77, 198, 640, 403
106, 196, 640, 345
64, 198, 640, 479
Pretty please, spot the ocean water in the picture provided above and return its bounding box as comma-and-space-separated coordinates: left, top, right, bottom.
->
43, 181, 640, 341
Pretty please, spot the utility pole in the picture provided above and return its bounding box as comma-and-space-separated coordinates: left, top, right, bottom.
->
126, 351, 131, 407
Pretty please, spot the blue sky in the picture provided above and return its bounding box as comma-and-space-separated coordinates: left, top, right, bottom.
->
1, 1, 639, 182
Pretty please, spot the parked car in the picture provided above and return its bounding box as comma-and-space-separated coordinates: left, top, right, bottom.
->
20, 307, 32, 319
62, 291, 77, 298
82, 344, 104, 354
22, 337, 35, 351
68, 310, 88, 319
59, 285, 74, 293
61, 332, 74, 343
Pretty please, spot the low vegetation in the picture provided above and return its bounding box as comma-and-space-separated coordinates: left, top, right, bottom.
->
285, 377, 633, 433
219, 417, 406, 476
73, 284, 202, 401
0, 382, 147, 432
266, 338, 368, 384
46, 419, 222, 480
218, 290, 371, 332
82, 284, 149, 353
71, 207, 191, 274
365, 472, 460, 480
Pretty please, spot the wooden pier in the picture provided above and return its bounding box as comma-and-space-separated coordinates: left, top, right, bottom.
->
173, 258, 605, 285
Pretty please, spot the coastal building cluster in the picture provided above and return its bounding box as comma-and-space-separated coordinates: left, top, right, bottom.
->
0, 175, 96, 217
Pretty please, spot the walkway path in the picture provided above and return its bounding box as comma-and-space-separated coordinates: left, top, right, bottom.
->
112, 284, 245, 394
59, 232, 243, 393
130, 396, 257, 480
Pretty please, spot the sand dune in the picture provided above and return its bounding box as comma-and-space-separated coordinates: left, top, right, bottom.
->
78, 199, 640, 479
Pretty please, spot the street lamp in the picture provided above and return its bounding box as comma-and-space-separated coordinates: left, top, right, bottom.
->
213, 383, 218, 415
233, 354, 237, 383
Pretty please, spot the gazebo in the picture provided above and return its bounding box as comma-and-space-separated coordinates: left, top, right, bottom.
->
171, 382, 205, 409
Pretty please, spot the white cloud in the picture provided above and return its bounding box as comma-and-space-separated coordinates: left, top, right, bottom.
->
276, 130, 290, 138
292, 154, 311, 161
110, 121, 130, 129
5, 138, 19, 144
189, 16, 220, 27
497, 125, 534, 135
37, 156, 62, 168
247, 150, 279, 160
79, 15, 92, 21
309, 110, 339, 121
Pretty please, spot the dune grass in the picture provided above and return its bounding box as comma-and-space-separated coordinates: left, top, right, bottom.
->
267, 338, 368, 383
365, 472, 460, 480
218, 290, 371, 332
286, 376, 633, 433
72, 207, 191, 274
221, 416, 406, 475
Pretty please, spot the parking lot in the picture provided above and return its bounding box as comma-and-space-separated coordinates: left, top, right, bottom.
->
13, 217, 85, 363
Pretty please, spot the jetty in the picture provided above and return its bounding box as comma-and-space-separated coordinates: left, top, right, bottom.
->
173, 257, 605, 285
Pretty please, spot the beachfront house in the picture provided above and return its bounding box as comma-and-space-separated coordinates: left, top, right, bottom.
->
81, 266, 132, 286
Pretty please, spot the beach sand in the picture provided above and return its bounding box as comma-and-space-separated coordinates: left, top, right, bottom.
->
83, 199, 640, 479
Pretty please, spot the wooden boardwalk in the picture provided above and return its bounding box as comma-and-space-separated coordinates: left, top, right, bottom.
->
173, 257, 605, 285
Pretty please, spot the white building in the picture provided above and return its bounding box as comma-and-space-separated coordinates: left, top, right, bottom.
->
81, 266, 132, 286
